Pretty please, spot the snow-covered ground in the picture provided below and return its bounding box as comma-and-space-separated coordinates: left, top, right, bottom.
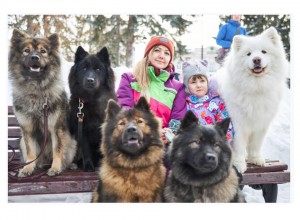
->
7, 63, 290, 203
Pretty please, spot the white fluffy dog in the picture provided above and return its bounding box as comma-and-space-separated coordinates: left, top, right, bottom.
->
217, 27, 288, 173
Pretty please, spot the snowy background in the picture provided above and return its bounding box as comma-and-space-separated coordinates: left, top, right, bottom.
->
7, 61, 290, 203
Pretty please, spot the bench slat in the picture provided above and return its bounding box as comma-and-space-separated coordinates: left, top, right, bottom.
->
241, 171, 290, 185
8, 116, 19, 126
9, 169, 98, 184
245, 160, 288, 173
8, 139, 20, 150
8, 179, 98, 196
8, 128, 21, 138
8, 106, 14, 115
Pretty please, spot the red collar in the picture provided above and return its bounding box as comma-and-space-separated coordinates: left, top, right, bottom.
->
79, 98, 88, 104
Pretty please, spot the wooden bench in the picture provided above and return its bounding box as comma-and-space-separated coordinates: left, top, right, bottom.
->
8, 106, 290, 202
8, 106, 99, 196
241, 160, 290, 202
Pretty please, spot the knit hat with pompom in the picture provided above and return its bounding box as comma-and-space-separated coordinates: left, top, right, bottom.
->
182, 60, 209, 94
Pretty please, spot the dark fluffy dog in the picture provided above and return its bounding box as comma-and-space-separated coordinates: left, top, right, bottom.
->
164, 111, 245, 202
68, 46, 116, 171
92, 97, 166, 202
9, 29, 76, 177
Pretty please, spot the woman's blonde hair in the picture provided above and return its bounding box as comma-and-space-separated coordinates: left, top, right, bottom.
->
133, 52, 152, 101
133, 56, 150, 90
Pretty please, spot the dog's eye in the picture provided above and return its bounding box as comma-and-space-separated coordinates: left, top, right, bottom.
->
40, 49, 47, 54
83, 68, 87, 71
247, 52, 251, 56
262, 50, 267, 54
118, 121, 125, 126
137, 119, 144, 124
24, 48, 30, 53
96, 68, 100, 72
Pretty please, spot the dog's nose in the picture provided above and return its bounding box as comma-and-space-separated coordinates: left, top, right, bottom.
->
31, 55, 40, 61
127, 126, 137, 133
87, 77, 95, 85
205, 153, 216, 162
253, 57, 261, 64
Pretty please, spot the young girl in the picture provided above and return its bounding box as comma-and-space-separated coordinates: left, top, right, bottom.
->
117, 36, 186, 144
183, 60, 234, 143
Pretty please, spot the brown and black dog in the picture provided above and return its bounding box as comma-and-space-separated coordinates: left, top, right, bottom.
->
92, 97, 166, 202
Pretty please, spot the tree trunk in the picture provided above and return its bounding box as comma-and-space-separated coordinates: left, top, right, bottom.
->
125, 16, 137, 68
42, 15, 51, 36
25, 15, 39, 36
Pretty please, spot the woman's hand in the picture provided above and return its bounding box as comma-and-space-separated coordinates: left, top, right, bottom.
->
161, 128, 175, 144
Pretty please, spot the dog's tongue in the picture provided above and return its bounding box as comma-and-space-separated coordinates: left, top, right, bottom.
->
253, 67, 263, 73
30, 67, 41, 72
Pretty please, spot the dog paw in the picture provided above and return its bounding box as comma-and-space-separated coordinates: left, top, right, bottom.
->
83, 160, 95, 172
233, 160, 247, 173
18, 166, 35, 177
47, 168, 62, 176
68, 163, 78, 170
247, 157, 265, 166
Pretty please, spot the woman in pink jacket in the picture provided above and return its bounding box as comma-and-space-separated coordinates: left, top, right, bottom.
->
117, 36, 186, 144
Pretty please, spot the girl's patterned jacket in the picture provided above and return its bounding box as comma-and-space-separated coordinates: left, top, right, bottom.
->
186, 79, 234, 144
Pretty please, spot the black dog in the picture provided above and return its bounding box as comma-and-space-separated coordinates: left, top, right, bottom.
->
68, 46, 116, 171
164, 111, 245, 202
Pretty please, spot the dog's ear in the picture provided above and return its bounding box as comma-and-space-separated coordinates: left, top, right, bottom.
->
232, 35, 244, 53
105, 99, 121, 120
11, 29, 29, 47
135, 96, 150, 112
214, 118, 231, 137
48, 33, 60, 50
179, 110, 199, 130
97, 47, 111, 66
264, 26, 281, 46
75, 46, 88, 64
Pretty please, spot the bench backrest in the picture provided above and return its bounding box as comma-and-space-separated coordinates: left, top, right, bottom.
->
8, 106, 21, 151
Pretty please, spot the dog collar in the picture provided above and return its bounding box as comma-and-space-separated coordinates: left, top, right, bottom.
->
79, 98, 88, 104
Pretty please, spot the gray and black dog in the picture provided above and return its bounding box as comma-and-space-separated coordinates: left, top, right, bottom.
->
9, 29, 76, 177
164, 110, 245, 203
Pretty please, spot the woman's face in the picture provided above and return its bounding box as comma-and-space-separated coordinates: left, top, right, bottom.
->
148, 45, 171, 70
188, 75, 208, 98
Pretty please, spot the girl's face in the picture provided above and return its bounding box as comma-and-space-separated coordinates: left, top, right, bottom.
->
188, 75, 208, 98
148, 45, 171, 70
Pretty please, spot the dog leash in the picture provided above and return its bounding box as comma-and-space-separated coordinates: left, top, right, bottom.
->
8, 99, 49, 180
77, 98, 85, 153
